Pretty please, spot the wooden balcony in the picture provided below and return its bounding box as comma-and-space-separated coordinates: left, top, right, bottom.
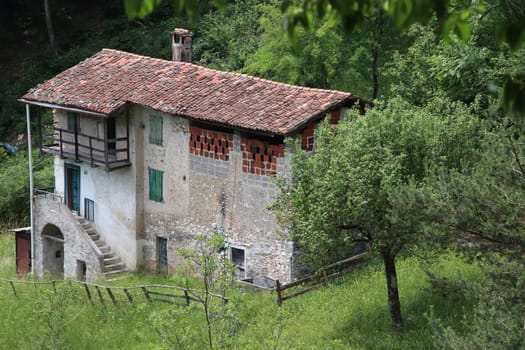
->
41, 126, 131, 171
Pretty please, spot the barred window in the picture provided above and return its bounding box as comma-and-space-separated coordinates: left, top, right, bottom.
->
84, 198, 94, 221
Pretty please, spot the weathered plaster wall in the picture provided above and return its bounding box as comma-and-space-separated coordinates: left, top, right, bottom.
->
52, 109, 139, 269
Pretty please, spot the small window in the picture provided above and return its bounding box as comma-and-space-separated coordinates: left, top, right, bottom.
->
84, 198, 94, 222
149, 168, 163, 202
229, 247, 245, 279
67, 112, 80, 132
77, 260, 87, 282
157, 237, 168, 273
149, 115, 163, 145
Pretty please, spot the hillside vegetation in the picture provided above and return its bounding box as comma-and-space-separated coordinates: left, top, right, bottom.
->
0, 0, 524, 348
0, 231, 482, 349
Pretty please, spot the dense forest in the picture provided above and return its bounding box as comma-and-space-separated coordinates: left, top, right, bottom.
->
0, 0, 524, 348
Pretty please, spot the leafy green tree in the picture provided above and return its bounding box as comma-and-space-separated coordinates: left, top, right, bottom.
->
0, 151, 53, 226
272, 98, 480, 328
152, 234, 236, 349
192, 0, 264, 71
242, 2, 351, 90
426, 114, 525, 347
123, 0, 525, 114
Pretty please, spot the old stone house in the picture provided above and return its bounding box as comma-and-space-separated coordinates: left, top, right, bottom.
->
19, 29, 363, 284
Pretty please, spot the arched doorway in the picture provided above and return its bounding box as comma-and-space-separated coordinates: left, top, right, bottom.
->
41, 224, 64, 277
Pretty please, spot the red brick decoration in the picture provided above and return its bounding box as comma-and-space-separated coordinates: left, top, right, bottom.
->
300, 109, 342, 151
301, 123, 316, 152
241, 138, 284, 176
329, 109, 341, 125
189, 126, 233, 161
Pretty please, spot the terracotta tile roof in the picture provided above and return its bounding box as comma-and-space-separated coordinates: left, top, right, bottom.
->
22, 49, 356, 135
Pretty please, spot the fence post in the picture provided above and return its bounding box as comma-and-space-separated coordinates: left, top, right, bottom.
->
141, 286, 151, 303
95, 285, 105, 305
276, 280, 282, 307
83, 283, 93, 303
124, 288, 133, 303
322, 269, 328, 287
106, 287, 117, 305
184, 289, 190, 306
9, 281, 16, 297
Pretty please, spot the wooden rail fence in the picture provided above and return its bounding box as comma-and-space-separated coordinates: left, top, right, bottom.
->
0, 278, 228, 306
275, 250, 369, 306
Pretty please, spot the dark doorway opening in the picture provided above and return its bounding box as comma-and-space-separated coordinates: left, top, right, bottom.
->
41, 224, 65, 278
230, 247, 246, 279
107, 117, 116, 155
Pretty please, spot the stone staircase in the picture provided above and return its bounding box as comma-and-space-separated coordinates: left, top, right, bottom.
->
74, 215, 127, 279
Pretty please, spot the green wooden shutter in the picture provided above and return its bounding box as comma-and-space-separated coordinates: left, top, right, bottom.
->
149, 168, 163, 202
149, 115, 163, 145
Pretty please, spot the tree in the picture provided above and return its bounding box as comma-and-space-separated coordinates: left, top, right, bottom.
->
43, 0, 56, 52
425, 113, 525, 347
272, 98, 480, 328
151, 234, 236, 350
192, 0, 264, 71
242, 2, 354, 90
123, 0, 525, 114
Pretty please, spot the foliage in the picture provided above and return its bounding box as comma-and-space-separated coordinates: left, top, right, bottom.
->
423, 113, 525, 347
30, 284, 83, 350
152, 233, 236, 349
0, 151, 53, 226
0, 231, 16, 277
242, 2, 348, 90
0, 238, 484, 349
191, 0, 264, 71
272, 97, 481, 327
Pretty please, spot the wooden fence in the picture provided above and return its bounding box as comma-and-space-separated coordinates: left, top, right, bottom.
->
0, 278, 228, 306
275, 250, 369, 306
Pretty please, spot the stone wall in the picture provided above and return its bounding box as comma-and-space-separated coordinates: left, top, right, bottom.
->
142, 120, 295, 283
33, 196, 104, 281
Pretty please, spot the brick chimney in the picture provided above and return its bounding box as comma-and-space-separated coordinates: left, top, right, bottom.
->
172, 28, 193, 62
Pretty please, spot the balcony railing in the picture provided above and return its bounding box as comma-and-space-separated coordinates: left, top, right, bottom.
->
34, 188, 63, 202
41, 126, 130, 171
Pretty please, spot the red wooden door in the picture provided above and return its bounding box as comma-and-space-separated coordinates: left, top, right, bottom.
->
16, 232, 31, 275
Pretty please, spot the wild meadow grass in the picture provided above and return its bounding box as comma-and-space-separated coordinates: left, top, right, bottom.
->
0, 230, 16, 277
0, 230, 481, 349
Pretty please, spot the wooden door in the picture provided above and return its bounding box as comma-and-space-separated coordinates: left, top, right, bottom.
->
65, 164, 80, 213
15, 231, 31, 275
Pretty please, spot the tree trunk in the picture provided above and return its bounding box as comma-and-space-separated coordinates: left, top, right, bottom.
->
382, 250, 403, 328
44, 0, 56, 51
371, 47, 378, 99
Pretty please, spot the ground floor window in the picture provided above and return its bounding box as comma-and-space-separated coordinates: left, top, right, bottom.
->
229, 246, 245, 279
157, 237, 168, 273
77, 260, 87, 281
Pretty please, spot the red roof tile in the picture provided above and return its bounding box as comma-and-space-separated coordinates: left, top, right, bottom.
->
22, 49, 356, 135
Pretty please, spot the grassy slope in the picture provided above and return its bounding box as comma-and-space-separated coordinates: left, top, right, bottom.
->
0, 230, 482, 349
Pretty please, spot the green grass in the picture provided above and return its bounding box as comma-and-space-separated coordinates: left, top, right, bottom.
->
0, 231, 16, 278
0, 231, 482, 349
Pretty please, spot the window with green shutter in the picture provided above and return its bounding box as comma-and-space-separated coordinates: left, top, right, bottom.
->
149, 168, 163, 202
149, 115, 163, 145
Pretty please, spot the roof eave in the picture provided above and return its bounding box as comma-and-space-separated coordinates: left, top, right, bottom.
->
282, 96, 361, 136
18, 98, 111, 118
